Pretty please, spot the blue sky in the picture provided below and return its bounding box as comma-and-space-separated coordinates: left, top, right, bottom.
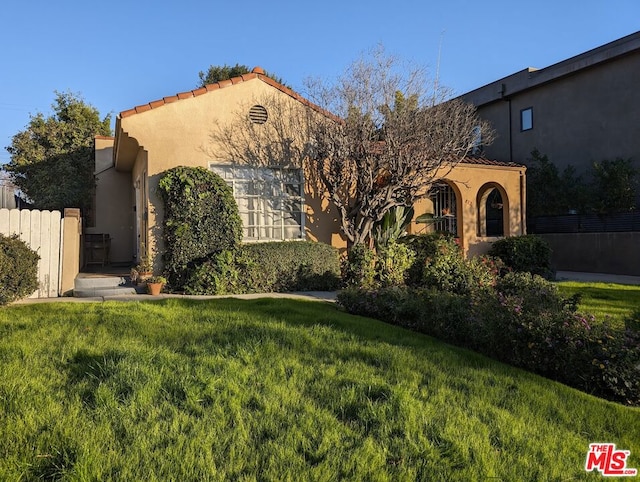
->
1, 0, 638, 165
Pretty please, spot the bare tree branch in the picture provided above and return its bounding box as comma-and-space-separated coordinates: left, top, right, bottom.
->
209, 47, 494, 246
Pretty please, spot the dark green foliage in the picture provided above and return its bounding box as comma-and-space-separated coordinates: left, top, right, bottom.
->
526, 150, 637, 217
342, 243, 376, 288
197, 63, 288, 88
182, 241, 341, 294
158, 166, 242, 289
489, 234, 552, 279
591, 158, 638, 214
241, 241, 341, 292
5, 92, 112, 213
0, 234, 39, 305
526, 149, 588, 217
338, 272, 640, 406
401, 233, 498, 293
182, 250, 246, 295
375, 241, 415, 287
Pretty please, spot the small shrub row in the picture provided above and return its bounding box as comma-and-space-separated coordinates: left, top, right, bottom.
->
0, 234, 39, 305
488, 234, 553, 279
338, 273, 640, 406
183, 241, 341, 295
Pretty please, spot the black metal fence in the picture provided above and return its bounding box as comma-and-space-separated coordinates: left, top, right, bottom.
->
529, 212, 640, 234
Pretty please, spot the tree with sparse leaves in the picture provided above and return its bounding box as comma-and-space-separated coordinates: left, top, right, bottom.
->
5, 92, 111, 213
210, 47, 493, 245
198, 63, 287, 88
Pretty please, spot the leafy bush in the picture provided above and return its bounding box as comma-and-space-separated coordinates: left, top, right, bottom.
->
241, 241, 341, 292
0, 234, 39, 305
400, 233, 455, 286
338, 273, 640, 406
158, 166, 242, 289
182, 250, 247, 295
342, 243, 376, 288
489, 234, 552, 279
375, 241, 415, 287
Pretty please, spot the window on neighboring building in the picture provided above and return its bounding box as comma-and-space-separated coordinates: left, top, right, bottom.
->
520, 107, 533, 131
429, 181, 457, 236
471, 125, 482, 155
210, 164, 304, 241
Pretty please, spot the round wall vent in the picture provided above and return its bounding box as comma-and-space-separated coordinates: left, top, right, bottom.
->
248, 105, 268, 124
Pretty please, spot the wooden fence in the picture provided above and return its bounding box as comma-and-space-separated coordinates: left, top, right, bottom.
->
0, 208, 66, 298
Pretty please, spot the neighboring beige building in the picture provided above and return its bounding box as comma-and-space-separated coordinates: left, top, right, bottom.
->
91, 67, 526, 269
460, 31, 640, 173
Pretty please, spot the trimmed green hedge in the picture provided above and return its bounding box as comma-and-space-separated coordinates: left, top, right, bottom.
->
0, 234, 39, 305
182, 241, 341, 295
242, 241, 341, 292
489, 234, 553, 279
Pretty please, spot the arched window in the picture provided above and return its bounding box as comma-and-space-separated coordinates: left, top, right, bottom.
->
477, 184, 508, 237
429, 181, 457, 235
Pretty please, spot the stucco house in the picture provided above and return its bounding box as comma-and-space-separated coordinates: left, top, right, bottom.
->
89, 67, 526, 270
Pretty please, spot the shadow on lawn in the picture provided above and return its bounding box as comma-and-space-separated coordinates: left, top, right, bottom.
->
140, 297, 516, 376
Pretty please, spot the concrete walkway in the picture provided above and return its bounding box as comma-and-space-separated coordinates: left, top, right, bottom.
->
13, 272, 640, 305
555, 271, 640, 285
14, 291, 338, 304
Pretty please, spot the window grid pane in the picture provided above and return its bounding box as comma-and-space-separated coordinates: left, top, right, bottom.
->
210, 164, 304, 242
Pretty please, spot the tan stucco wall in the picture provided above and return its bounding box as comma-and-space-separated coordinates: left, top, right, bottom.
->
409, 163, 527, 258
117, 78, 526, 266
121, 78, 343, 267
89, 138, 134, 264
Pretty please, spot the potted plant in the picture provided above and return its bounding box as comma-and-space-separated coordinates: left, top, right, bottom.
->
146, 276, 167, 296
131, 244, 153, 285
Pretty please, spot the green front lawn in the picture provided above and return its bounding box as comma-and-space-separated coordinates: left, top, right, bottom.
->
558, 281, 640, 325
1, 299, 638, 481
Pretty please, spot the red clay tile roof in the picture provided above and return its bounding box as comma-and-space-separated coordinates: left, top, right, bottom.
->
119, 66, 337, 121
459, 157, 525, 168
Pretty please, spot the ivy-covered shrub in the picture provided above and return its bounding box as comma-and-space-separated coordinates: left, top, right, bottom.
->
489, 234, 553, 279
182, 250, 247, 295
241, 241, 341, 292
0, 234, 39, 305
158, 166, 242, 289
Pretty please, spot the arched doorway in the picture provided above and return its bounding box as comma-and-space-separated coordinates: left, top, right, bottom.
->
429, 181, 459, 236
477, 183, 509, 237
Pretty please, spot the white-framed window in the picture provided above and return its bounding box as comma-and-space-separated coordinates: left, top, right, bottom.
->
209, 164, 305, 242
520, 107, 533, 131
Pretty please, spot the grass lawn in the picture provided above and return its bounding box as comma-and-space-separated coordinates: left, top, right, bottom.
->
557, 281, 640, 325
0, 299, 638, 481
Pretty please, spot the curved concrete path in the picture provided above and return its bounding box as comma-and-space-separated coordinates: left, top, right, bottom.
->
14, 291, 338, 304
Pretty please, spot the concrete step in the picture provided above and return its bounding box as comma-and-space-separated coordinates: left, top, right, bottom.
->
74, 273, 136, 297
73, 286, 138, 298
75, 275, 128, 290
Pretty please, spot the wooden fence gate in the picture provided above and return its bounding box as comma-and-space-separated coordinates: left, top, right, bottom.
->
0, 208, 80, 298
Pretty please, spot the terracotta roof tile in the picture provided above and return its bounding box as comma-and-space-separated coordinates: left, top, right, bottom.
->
135, 104, 152, 114
459, 157, 525, 168
117, 66, 339, 122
